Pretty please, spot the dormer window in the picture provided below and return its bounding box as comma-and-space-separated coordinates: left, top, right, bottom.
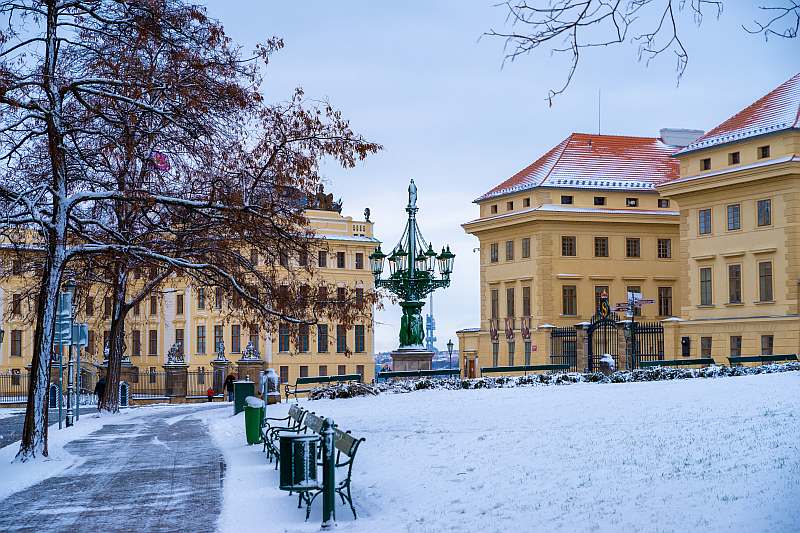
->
626, 198, 638, 207
560, 195, 573, 205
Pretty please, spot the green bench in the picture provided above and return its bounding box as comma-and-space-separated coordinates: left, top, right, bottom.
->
639, 358, 716, 368
480, 364, 570, 376
728, 354, 798, 365
377, 368, 460, 380
285, 373, 362, 402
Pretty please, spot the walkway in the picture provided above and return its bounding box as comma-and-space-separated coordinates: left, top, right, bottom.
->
0, 404, 225, 533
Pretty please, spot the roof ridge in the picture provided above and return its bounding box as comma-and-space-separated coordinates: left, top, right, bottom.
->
536, 134, 572, 187
571, 132, 661, 141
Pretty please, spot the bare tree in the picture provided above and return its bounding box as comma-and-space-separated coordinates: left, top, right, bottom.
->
486, 1, 800, 104
0, 1, 380, 460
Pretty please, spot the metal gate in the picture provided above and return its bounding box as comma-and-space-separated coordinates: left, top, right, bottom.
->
550, 327, 578, 371
632, 321, 664, 368
587, 312, 622, 372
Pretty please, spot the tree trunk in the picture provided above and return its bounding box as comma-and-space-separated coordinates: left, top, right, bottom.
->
101, 265, 129, 413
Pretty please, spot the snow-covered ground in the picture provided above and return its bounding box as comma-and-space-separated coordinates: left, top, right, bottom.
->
201, 371, 800, 533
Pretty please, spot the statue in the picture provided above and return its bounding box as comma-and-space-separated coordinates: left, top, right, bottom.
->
215, 340, 226, 361
166, 341, 184, 364
242, 340, 260, 360
364, 207, 371, 222
408, 179, 417, 208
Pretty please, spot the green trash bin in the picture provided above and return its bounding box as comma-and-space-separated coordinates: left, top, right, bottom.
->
233, 380, 255, 415
244, 396, 265, 445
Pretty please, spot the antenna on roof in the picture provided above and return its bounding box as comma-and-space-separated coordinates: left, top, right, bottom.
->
597, 88, 601, 135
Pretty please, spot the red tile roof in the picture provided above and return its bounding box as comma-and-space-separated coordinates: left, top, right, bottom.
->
477, 133, 680, 201
678, 73, 800, 155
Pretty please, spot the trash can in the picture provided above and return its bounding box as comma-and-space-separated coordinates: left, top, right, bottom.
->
233, 380, 255, 415
244, 396, 265, 445
279, 433, 320, 491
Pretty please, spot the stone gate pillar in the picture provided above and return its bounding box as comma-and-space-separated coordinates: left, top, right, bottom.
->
163, 362, 188, 402
574, 322, 590, 373
212, 357, 230, 395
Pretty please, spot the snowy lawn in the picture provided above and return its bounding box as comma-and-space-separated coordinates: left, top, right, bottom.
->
202, 371, 800, 533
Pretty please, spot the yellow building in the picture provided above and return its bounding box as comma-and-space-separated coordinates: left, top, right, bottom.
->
458, 132, 694, 376
0, 205, 378, 386
658, 73, 800, 360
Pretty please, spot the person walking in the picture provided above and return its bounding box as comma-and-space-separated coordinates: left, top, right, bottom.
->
94, 377, 106, 411
224, 374, 236, 402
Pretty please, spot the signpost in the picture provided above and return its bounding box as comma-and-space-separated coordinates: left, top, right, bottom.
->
54, 282, 88, 429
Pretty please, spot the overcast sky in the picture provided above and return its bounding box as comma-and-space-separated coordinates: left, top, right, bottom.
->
202, 1, 798, 353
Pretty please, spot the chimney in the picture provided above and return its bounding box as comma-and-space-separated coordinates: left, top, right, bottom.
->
660, 128, 704, 147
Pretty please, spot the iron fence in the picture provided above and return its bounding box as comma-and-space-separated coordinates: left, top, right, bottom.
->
632, 321, 665, 369
550, 327, 578, 371
0, 373, 29, 403
187, 368, 212, 397
129, 370, 167, 398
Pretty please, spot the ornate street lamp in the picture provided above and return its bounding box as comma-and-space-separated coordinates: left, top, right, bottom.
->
447, 339, 454, 369
370, 180, 455, 357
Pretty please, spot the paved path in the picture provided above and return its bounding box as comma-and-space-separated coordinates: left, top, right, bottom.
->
0, 404, 225, 533
0, 407, 94, 449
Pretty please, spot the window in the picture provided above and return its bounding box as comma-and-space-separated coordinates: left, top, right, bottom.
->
758, 145, 770, 159
317, 324, 329, 353
700, 267, 713, 306
506, 201, 514, 211
336, 252, 346, 268
561, 195, 573, 205
299, 366, 309, 378
214, 325, 224, 354
87, 330, 95, 355
231, 324, 241, 353
355, 253, 364, 270
627, 286, 641, 317
354, 325, 365, 353
11, 329, 22, 357
278, 323, 290, 353
175, 328, 184, 354
334, 286, 344, 305
299, 250, 308, 267
176, 294, 184, 315
658, 199, 670, 208
758, 261, 773, 302
249, 328, 259, 354
149, 367, 157, 384
757, 199, 771, 226
11, 293, 21, 316
278, 250, 289, 267
356, 365, 365, 378
490, 289, 499, 319
594, 286, 609, 314
506, 287, 515, 317
761, 335, 774, 355
593, 196, 606, 206
298, 324, 309, 353
336, 325, 347, 353
196, 287, 206, 309
701, 158, 711, 171
318, 365, 328, 377
657, 238, 671, 259
625, 238, 640, 258
522, 286, 531, 317
524, 341, 532, 365
104, 297, 112, 318
355, 287, 364, 305
85, 296, 94, 317
523, 198, 530, 208
133, 302, 140, 316
730, 336, 742, 357
338, 364, 347, 376
562, 286, 577, 316
728, 264, 742, 304
489, 243, 498, 263
658, 287, 673, 317
594, 237, 608, 258
626, 198, 638, 207
215, 287, 224, 309
132, 330, 141, 356
521, 238, 530, 258
279, 366, 289, 384
11, 259, 22, 276
507, 342, 515, 366
490, 204, 498, 214
701, 337, 712, 357
196, 326, 205, 354
318, 250, 327, 268
726, 204, 741, 231
505, 240, 514, 261
561, 236, 576, 257
492, 342, 499, 366
728, 152, 740, 165
698, 208, 712, 235
148, 329, 158, 356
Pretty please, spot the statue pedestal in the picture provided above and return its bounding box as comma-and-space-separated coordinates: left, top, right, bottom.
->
211, 358, 231, 395
236, 359, 265, 388
391, 348, 435, 371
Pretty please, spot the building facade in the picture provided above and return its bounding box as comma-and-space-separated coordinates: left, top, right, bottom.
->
0, 206, 378, 386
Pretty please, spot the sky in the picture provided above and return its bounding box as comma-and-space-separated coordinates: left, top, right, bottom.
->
201, 1, 798, 353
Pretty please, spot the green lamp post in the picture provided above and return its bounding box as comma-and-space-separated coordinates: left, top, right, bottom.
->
369, 180, 455, 352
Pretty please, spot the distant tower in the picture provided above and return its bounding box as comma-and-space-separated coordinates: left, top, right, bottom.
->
425, 293, 437, 353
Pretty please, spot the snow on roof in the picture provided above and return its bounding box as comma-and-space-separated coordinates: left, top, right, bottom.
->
677, 72, 800, 155
476, 133, 680, 202
466, 203, 678, 225
663, 154, 800, 187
